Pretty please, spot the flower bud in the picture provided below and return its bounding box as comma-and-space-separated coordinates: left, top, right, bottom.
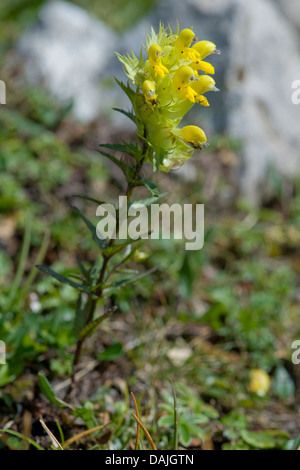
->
178, 125, 207, 149
142, 80, 159, 105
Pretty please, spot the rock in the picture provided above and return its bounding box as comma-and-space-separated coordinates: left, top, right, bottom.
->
18, 0, 119, 123
277, 0, 300, 31
225, 0, 300, 203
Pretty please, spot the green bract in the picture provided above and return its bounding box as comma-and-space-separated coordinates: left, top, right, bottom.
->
116, 23, 220, 172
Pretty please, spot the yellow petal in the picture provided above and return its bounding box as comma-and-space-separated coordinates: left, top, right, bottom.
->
192, 40, 220, 60
195, 95, 210, 107
179, 125, 207, 149
153, 63, 169, 78
193, 61, 215, 75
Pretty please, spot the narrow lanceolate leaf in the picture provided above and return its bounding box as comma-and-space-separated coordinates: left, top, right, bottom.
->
38, 373, 73, 410
97, 149, 134, 179
112, 108, 138, 125
78, 307, 117, 340
103, 267, 156, 295
139, 179, 160, 197
102, 237, 143, 258
99, 142, 141, 160
129, 193, 167, 207
76, 256, 89, 277
73, 194, 106, 205
71, 205, 107, 250
114, 77, 136, 101
73, 293, 87, 336
36, 265, 92, 295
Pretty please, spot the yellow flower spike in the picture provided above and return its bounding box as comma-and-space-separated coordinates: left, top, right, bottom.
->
174, 28, 200, 62
192, 40, 221, 60
148, 44, 169, 78
116, 24, 221, 171
142, 80, 159, 105
249, 369, 271, 397
178, 125, 207, 150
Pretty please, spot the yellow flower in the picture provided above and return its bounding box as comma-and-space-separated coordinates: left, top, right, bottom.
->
193, 62, 215, 76
142, 80, 159, 105
190, 40, 220, 75
192, 40, 221, 60
177, 125, 207, 149
191, 75, 219, 106
174, 28, 200, 62
173, 65, 201, 103
191, 75, 220, 94
148, 44, 169, 78
249, 369, 271, 397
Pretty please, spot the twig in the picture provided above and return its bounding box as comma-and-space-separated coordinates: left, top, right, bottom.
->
131, 392, 140, 450
132, 413, 157, 450
39, 418, 63, 450
63, 424, 108, 449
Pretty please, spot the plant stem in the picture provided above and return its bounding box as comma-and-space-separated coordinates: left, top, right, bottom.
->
65, 142, 147, 400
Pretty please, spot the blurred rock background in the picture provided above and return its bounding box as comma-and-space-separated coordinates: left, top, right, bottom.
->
3, 0, 300, 203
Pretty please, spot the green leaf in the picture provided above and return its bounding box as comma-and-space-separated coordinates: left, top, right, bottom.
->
222, 440, 250, 450
0, 364, 16, 388
73, 293, 87, 336
179, 253, 195, 300
115, 52, 142, 83
285, 432, 300, 450
97, 149, 134, 179
157, 415, 174, 427
102, 237, 144, 258
73, 194, 106, 205
76, 257, 89, 277
71, 205, 107, 250
140, 179, 159, 197
98, 343, 124, 361
189, 414, 209, 425
104, 267, 156, 294
112, 108, 139, 125
38, 373, 73, 409
273, 366, 295, 399
114, 77, 136, 101
179, 423, 191, 447
78, 308, 115, 340
130, 193, 167, 207
0, 429, 44, 450
240, 429, 290, 450
36, 265, 92, 295
99, 142, 141, 160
